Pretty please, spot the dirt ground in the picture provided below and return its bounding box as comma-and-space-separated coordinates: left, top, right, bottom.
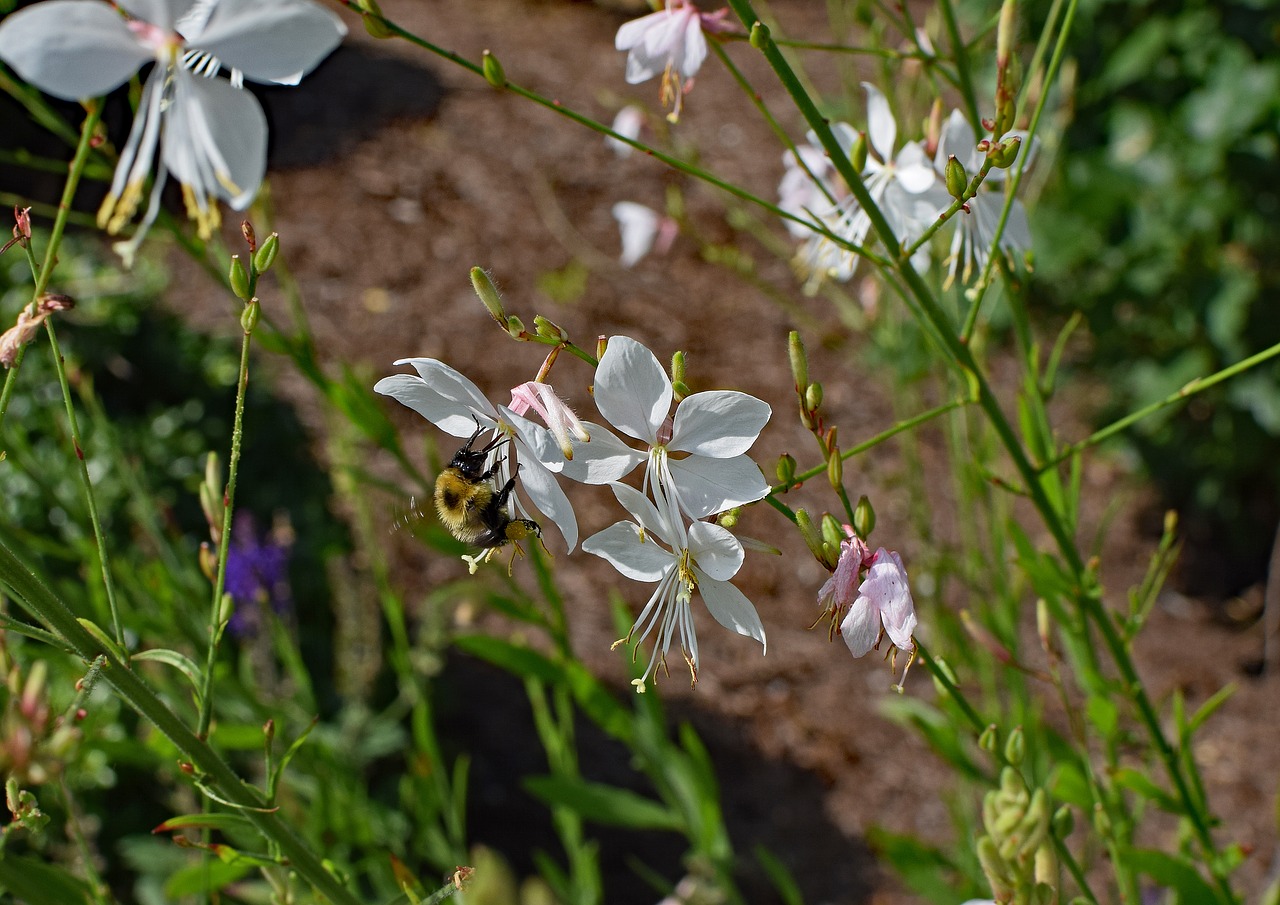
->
161, 0, 1280, 902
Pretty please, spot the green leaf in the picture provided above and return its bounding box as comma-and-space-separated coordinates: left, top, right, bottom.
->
153, 812, 254, 834
1048, 760, 1091, 809
523, 775, 681, 832
0, 853, 93, 905
133, 648, 204, 704
76, 617, 128, 661
1113, 768, 1182, 814
754, 845, 804, 905
163, 857, 254, 898
1128, 848, 1219, 903
1184, 684, 1236, 737
455, 635, 560, 684
1085, 694, 1119, 738
867, 826, 973, 905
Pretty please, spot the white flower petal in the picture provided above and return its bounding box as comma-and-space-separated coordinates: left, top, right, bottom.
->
373, 373, 491, 438
687, 520, 743, 582
937, 109, 978, 170
610, 482, 675, 547
895, 142, 937, 195
516, 455, 578, 552
393, 358, 497, 424
669, 453, 769, 519
0, 1, 151, 101
594, 336, 671, 444
498, 404, 564, 473
192, 0, 345, 84
613, 201, 661, 267
558, 422, 645, 485
669, 390, 770, 457
164, 71, 266, 209
862, 82, 896, 161
675, 10, 706, 78
583, 521, 673, 582
697, 575, 766, 650
118, 0, 195, 29
840, 599, 879, 657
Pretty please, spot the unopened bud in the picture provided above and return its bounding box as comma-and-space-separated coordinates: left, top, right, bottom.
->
788, 331, 808, 390
229, 256, 250, 301
14, 206, 31, 239
795, 508, 825, 563
505, 314, 526, 338
218, 592, 235, 628
198, 541, 217, 581
595, 336, 608, 362
850, 131, 868, 174
253, 233, 279, 273
1052, 804, 1074, 838
357, 0, 393, 38
670, 350, 686, 387
749, 20, 769, 49
924, 99, 943, 157
263, 718, 275, 743
944, 155, 968, 199
989, 136, 1021, 169
533, 315, 567, 341
240, 298, 260, 333
776, 453, 796, 485
996, 0, 1016, 70
827, 445, 843, 490
470, 267, 506, 322
1004, 726, 1025, 766
979, 724, 999, 753
820, 513, 844, 552
482, 50, 506, 88
717, 507, 740, 529
804, 381, 823, 412
1036, 598, 1055, 656
853, 495, 876, 538
240, 220, 257, 253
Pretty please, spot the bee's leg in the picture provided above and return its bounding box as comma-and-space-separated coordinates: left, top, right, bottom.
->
491, 474, 518, 509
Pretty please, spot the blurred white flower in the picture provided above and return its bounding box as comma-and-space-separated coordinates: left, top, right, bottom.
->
0, 0, 344, 263
612, 201, 677, 267
935, 110, 1034, 285
606, 105, 645, 157
795, 83, 943, 286
590, 335, 771, 524
777, 122, 859, 238
583, 482, 765, 690
615, 0, 728, 121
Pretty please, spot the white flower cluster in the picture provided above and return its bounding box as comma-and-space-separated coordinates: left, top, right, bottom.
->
377, 336, 772, 692
780, 84, 1034, 290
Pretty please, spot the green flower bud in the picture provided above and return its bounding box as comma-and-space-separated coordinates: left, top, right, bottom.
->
229, 255, 250, 300
361, 10, 393, 39
853, 495, 876, 538
204, 451, 223, 498
979, 724, 1000, 753
1052, 804, 1074, 839
533, 315, 566, 341
470, 267, 506, 321
1004, 726, 1025, 766
795, 508, 826, 563
218, 592, 235, 629
671, 349, 687, 387
240, 298, 260, 333
749, 21, 770, 49
482, 49, 506, 89
850, 131, 868, 174
788, 330, 808, 390
717, 507, 740, 529
253, 232, 279, 273
989, 135, 1022, 169
820, 513, 844, 551
944, 154, 968, 199
672, 380, 691, 401
776, 453, 796, 485
805, 381, 823, 412
827, 445, 843, 490
506, 314, 526, 338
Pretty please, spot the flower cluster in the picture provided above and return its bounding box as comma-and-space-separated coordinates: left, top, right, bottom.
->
779, 84, 1033, 289
378, 336, 771, 691
0, 0, 345, 264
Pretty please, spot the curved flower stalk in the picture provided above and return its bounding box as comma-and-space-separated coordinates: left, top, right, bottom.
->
583, 482, 766, 690
935, 110, 1034, 286
375, 360, 631, 553
0, 0, 345, 263
615, 0, 730, 121
588, 335, 771, 526
791, 84, 942, 287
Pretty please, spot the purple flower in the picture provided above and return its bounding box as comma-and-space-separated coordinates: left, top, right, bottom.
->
224, 516, 292, 638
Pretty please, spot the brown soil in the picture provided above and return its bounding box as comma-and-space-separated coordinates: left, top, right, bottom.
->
165, 1, 1280, 902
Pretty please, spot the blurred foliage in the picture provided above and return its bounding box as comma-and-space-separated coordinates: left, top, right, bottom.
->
1030, 0, 1280, 593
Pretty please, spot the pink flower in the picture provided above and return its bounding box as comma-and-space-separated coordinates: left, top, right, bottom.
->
816, 533, 872, 625
615, 1, 729, 121
509, 381, 589, 460
841, 547, 917, 657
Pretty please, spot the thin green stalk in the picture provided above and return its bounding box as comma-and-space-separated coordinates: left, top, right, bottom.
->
0, 538, 362, 905
41, 320, 125, 646
196, 314, 254, 740
937, 0, 981, 130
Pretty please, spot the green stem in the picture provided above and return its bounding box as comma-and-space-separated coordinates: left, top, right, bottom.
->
937, 0, 981, 131
0, 537, 361, 905
196, 312, 254, 740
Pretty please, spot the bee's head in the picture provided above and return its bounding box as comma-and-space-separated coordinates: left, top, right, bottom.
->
448, 426, 507, 481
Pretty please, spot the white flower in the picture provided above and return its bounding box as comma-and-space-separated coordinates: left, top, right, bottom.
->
612, 201, 677, 267
777, 122, 858, 238
375, 359, 592, 552
615, 0, 724, 121
588, 336, 771, 525
606, 105, 644, 157
0, 0, 344, 263
583, 482, 766, 690
840, 547, 917, 658
795, 83, 944, 286
935, 110, 1034, 285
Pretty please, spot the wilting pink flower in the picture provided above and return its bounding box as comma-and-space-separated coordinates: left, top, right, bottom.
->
615, 0, 729, 121
841, 547, 917, 657
509, 381, 589, 460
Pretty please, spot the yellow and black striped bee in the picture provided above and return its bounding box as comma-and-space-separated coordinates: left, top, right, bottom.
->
434, 427, 541, 549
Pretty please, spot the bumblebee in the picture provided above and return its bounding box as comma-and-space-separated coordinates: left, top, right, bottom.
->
434, 428, 541, 550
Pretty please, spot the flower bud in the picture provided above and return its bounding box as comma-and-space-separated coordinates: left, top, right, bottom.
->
240, 220, 257, 253
1052, 804, 1074, 838
198, 541, 217, 581
240, 298, 260, 333
505, 314, 526, 338
670, 350, 686, 387
850, 131, 868, 174
717, 507, 740, 529
533, 315, 566, 341
229, 255, 250, 301
749, 20, 770, 49
1036, 598, 1057, 656
795, 508, 826, 563
989, 135, 1021, 169
595, 336, 608, 362
1004, 726, 1025, 766
253, 233, 279, 273
997, 0, 1016, 70
482, 50, 506, 89
820, 513, 844, 552
853, 495, 875, 538
805, 381, 823, 412
15, 206, 32, 240
827, 445, 843, 490
218, 592, 235, 629
776, 453, 796, 485
264, 718, 275, 743
787, 330, 808, 391
357, 0, 393, 38
470, 267, 506, 322
979, 724, 999, 753
944, 155, 968, 199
